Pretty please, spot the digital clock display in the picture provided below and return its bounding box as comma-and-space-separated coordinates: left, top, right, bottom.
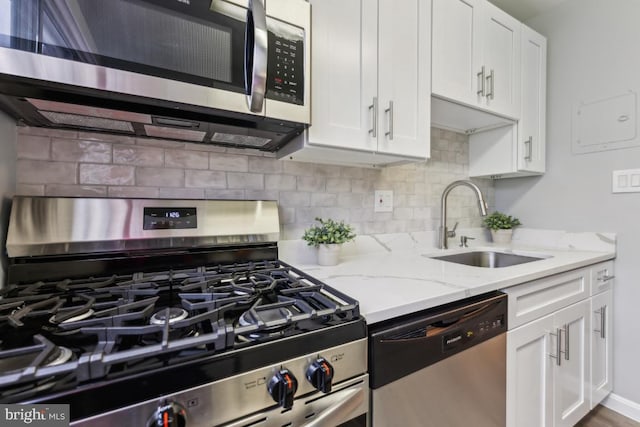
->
143, 207, 197, 230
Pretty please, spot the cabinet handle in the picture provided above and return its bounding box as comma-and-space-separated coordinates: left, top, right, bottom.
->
368, 97, 378, 137
476, 66, 486, 96
486, 69, 495, 100
597, 269, 615, 282
385, 101, 394, 141
594, 306, 606, 339
564, 323, 570, 361
524, 137, 533, 161
549, 328, 562, 366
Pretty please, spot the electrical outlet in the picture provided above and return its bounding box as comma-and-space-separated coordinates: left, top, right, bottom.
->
374, 190, 393, 212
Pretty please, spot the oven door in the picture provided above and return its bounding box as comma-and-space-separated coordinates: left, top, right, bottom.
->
0, 0, 309, 122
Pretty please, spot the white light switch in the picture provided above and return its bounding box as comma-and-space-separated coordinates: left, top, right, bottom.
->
374, 190, 393, 212
618, 174, 628, 188
613, 169, 640, 193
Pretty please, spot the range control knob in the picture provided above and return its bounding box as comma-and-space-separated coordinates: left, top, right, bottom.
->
267, 369, 298, 409
306, 357, 334, 393
147, 400, 187, 427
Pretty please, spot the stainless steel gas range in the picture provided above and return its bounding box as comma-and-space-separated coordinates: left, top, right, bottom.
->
0, 197, 368, 426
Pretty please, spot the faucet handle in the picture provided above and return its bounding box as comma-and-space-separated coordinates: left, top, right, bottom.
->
459, 235, 475, 247
446, 222, 459, 238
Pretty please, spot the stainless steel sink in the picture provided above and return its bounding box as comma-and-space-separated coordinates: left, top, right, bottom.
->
430, 251, 548, 268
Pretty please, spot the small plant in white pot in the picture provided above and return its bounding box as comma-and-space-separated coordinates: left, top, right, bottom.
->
302, 217, 356, 266
483, 211, 521, 244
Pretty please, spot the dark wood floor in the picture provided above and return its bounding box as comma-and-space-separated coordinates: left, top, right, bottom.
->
576, 405, 640, 427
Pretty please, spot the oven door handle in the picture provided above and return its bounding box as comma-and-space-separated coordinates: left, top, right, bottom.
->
245, 0, 268, 113
301, 386, 366, 427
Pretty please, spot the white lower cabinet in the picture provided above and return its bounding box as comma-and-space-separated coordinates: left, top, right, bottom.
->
506, 300, 589, 427
505, 262, 614, 427
506, 312, 554, 427
552, 300, 590, 427
590, 290, 613, 408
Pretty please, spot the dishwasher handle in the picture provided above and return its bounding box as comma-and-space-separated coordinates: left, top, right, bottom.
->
379, 298, 500, 344
369, 291, 507, 389
379, 292, 506, 344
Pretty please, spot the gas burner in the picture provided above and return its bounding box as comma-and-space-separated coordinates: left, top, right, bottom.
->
237, 307, 296, 342
236, 326, 295, 343
238, 307, 293, 328
43, 346, 74, 367
149, 308, 189, 326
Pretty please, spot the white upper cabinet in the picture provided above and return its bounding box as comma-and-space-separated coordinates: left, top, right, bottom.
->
278, 0, 430, 166
432, 0, 481, 107
518, 24, 547, 173
480, 2, 521, 118
432, 0, 520, 119
304, 0, 377, 153
468, 23, 547, 179
376, 0, 430, 158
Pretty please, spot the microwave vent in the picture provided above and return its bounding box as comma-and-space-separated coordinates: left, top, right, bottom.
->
211, 132, 272, 147
143, 125, 206, 142
27, 99, 153, 124
39, 111, 135, 133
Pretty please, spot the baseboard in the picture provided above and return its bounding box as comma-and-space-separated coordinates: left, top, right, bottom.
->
603, 393, 640, 422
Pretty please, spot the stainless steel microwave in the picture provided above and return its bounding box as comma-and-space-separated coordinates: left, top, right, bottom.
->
0, 0, 310, 151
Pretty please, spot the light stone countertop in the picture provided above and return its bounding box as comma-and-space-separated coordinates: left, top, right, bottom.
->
278, 228, 616, 325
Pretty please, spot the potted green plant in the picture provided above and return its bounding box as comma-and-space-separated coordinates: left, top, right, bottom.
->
302, 217, 356, 265
483, 211, 521, 244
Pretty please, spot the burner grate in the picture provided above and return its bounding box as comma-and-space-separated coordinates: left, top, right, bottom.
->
0, 260, 360, 401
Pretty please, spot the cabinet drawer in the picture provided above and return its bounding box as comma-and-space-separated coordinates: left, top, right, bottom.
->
504, 268, 590, 329
591, 261, 614, 295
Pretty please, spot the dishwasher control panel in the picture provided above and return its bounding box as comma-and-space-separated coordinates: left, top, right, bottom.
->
443, 313, 505, 352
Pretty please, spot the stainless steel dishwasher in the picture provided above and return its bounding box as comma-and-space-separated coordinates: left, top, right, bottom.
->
369, 291, 507, 426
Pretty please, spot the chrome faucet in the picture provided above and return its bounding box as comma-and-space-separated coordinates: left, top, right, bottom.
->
439, 180, 488, 249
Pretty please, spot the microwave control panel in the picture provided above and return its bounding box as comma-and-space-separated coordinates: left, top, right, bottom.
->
266, 26, 304, 106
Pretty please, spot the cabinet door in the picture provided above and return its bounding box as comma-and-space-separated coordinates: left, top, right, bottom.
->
518, 25, 546, 173
591, 290, 613, 408
553, 300, 590, 427
480, 1, 521, 118
431, 0, 482, 106
506, 314, 554, 427
307, 0, 378, 152
376, 0, 430, 158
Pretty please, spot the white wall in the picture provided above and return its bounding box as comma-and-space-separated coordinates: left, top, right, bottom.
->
0, 111, 16, 288
495, 0, 640, 408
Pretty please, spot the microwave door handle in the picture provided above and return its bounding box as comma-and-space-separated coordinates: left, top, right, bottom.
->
245, 0, 268, 113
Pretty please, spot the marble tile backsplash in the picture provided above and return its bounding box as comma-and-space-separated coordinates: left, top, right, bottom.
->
15, 126, 494, 239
